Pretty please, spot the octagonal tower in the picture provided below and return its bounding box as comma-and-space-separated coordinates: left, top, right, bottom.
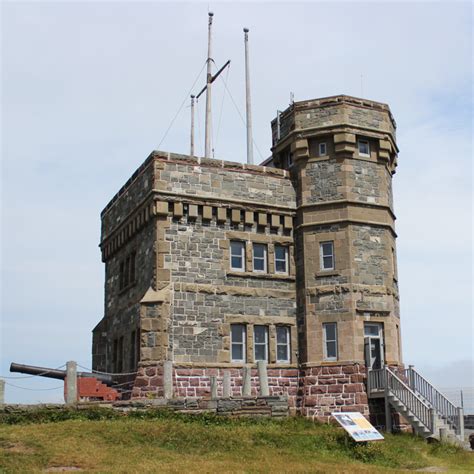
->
270, 95, 400, 419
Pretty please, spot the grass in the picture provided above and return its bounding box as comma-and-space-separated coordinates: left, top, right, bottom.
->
0, 409, 472, 473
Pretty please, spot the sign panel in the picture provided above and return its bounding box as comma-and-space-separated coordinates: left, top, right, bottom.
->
331, 412, 384, 442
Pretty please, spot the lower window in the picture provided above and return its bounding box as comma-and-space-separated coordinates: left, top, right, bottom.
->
276, 326, 290, 362
254, 325, 269, 361
323, 322, 338, 361
231, 324, 246, 362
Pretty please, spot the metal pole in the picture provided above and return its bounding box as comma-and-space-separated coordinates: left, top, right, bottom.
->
204, 12, 214, 159
65, 361, 77, 404
190, 95, 195, 156
460, 389, 464, 409
243, 28, 254, 165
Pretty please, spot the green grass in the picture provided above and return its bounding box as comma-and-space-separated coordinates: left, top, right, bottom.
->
0, 409, 472, 473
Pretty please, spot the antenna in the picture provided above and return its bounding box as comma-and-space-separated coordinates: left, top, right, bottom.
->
205, 12, 214, 159
190, 95, 195, 156
243, 28, 254, 165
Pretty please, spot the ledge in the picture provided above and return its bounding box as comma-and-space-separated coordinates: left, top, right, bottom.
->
227, 271, 295, 282
315, 271, 340, 278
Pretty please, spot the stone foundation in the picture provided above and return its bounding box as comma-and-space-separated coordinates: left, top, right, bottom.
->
300, 363, 369, 422
132, 364, 299, 411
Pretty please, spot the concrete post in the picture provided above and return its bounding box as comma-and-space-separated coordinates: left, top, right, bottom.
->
163, 361, 173, 399
65, 361, 77, 404
408, 365, 414, 389
242, 366, 252, 396
439, 427, 447, 442
210, 376, 217, 400
257, 361, 269, 397
223, 371, 231, 398
0, 379, 5, 406
457, 407, 464, 439
384, 387, 392, 433
429, 408, 437, 436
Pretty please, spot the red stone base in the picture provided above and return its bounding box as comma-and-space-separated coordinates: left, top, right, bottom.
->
300, 363, 369, 422
132, 365, 299, 409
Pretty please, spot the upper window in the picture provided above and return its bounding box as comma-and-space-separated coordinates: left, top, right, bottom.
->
231, 324, 246, 362
276, 326, 291, 363
274, 245, 289, 274
319, 142, 327, 156
119, 251, 136, 291
286, 152, 293, 168
230, 241, 245, 271
358, 139, 370, 156
320, 241, 334, 271
323, 322, 338, 361
253, 243, 267, 273
254, 325, 269, 361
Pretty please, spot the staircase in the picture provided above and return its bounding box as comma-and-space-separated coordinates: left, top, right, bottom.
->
367, 366, 465, 445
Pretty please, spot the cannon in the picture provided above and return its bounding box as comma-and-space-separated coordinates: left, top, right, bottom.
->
10, 362, 115, 386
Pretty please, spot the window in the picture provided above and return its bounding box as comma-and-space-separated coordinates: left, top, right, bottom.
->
231, 324, 246, 362
276, 326, 291, 362
130, 330, 136, 370
358, 139, 370, 156
319, 142, 327, 156
286, 152, 293, 168
254, 325, 269, 361
119, 251, 137, 291
114, 336, 124, 372
253, 243, 267, 272
230, 241, 245, 271
274, 245, 289, 274
323, 323, 338, 361
320, 241, 334, 270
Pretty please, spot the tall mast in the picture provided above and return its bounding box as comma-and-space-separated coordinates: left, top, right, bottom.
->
190, 95, 195, 156
243, 27, 254, 165
205, 12, 214, 159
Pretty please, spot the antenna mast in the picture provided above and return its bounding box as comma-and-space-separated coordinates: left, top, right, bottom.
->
205, 12, 214, 159
243, 28, 254, 165
190, 95, 195, 156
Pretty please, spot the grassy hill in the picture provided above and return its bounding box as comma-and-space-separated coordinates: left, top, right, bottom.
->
0, 408, 472, 473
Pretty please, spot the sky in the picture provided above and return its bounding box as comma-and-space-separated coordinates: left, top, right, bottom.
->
1, 1, 472, 406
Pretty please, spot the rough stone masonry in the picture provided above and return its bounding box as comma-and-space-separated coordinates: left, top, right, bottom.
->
92, 94, 401, 424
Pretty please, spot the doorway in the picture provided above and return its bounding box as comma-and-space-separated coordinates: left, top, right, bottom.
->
364, 323, 385, 370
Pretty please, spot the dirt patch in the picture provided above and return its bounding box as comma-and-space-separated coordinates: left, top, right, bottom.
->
43, 468, 83, 472
1, 441, 35, 454
415, 468, 447, 472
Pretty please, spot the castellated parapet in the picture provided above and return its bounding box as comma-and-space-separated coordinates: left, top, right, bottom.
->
92, 95, 401, 422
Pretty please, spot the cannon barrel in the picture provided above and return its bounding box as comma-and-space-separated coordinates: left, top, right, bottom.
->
10, 362, 115, 385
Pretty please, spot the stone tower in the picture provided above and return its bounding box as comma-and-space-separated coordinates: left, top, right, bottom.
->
270, 95, 400, 418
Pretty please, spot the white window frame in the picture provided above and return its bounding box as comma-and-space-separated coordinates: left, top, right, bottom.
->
323, 322, 338, 361
320, 241, 334, 271
358, 139, 370, 157
231, 324, 246, 362
276, 326, 291, 363
274, 245, 289, 274
252, 243, 267, 273
253, 325, 269, 362
230, 241, 245, 272
319, 142, 327, 156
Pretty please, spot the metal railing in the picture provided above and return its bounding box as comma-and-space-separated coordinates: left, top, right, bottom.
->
404, 367, 460, 433
368, 367, 433, 433
368, 366, 464, 438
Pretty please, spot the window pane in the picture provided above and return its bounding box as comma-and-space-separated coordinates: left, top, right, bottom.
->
232, 344, 243, 361
325, 323, 336, 341
254, 244, 265, 258
323, 256, 333, 269
275, 245, 286, 260
359, 141, 369, 155
254, 258, 265, 271
277, 326, 288, 344
255, 344, 266, 361
231, 255, 242, 269
275, 260, 285, 272
254, 326, 267, 343
277, 345, 288, 361
322, 242, 333, 257
231, 241, 243, 256
231, 324, 244, 343
326, 341, 337, 358
364, 324, 380, 336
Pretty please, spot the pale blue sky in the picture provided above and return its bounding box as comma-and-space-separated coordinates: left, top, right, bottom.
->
1, 1, 472, 404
